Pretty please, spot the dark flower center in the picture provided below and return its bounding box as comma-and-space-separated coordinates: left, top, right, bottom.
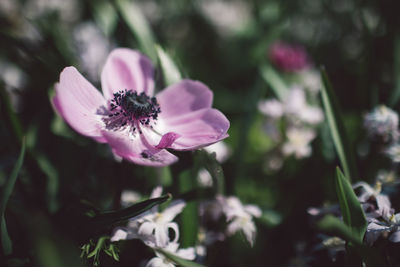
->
105, 90, 160, 131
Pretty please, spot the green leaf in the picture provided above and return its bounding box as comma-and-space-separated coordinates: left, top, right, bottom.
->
0, 86, 23, 142
258, 209, 282, 228
91, 0, 118, 36
259, 64, 288, 101
389, 34, 400, 107
89, 194, 171, 227
335, 168, 367, 242
317, 215, 361, 245
156, 45, 182, 86
318, 214, 387, 267
0, 139, 25, 256
115, 0, 157, 61
156, 248, 206, 267
30, 215, 87, 267
179, 170, 198, 248
320, 69, 357, 181
35, 151, 59, 213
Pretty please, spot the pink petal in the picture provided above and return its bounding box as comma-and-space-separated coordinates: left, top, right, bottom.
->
156, 80, 213, 118
154, 108, 230, 150
155, 132, 181, 149
53, 67, 106, 142
101, 129, 178, 166
101, 48, 154, 100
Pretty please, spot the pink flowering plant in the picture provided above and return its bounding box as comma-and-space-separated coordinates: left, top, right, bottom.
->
53, 48, 229, 166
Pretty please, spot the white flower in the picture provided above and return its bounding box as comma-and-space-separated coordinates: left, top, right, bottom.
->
385, 143, 400, 163
218, 196, 262, 246
146, 242, 195, 267
365, 213, 400, 245
110, 187, 185, 248
284, 87, 324, 125
364, 105, 399, 141
299, 69, 321, 94
197, 0, 251, 36
204, 141, 232, 163
298, 106, 324, 125
135, 187, 186, 248
352, 181, 393, 220
258, 99, 284, 119
282, 127, 316, 158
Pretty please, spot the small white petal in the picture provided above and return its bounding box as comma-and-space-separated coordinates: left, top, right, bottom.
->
146, 257, 174, 267
139, 221, 156, 237
176, 247, 196, 260
110, 229, 128, 242
242, 220, 257, 246
155, 224, 169, 248
226, 218, 243, 235
161, 200, 186, 223
244, 205, 262, 218
151, 186, 163, 198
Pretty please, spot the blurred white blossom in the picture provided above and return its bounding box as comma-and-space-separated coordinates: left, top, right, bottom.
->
218, 196, 262, 246
282, 127, 316, 158
364, 105, 399, 142
73, 22, 111, 82
284, 87, 324, 125
197, 0, 251, 36
385, 143, 400, 163
299, 69, 321, 94
204, 141, 231, 163
258, 99, 284, 119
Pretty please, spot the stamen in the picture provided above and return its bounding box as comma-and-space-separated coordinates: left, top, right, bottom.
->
103, 89, 161, 133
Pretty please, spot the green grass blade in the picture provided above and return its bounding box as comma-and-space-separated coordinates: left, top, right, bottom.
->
0, 86, 23, 142
156, 248, 206, 267
320, 69, 357, 181
115, 0, 157, 61
0, 140, 26, 255
259, 64, 288, 101
91, 0, 118, 36
179, 170, 198, 248
156, 45, 182, 86
335, 168, 367, 242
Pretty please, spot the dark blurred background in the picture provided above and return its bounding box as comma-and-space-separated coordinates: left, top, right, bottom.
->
1, 0, 400, 266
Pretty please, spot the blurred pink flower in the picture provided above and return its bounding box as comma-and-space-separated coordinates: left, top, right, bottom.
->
52, 48, 229, 166
268, 42, 309, 72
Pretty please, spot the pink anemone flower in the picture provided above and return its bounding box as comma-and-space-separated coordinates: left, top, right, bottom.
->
52, 48, 230, 166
